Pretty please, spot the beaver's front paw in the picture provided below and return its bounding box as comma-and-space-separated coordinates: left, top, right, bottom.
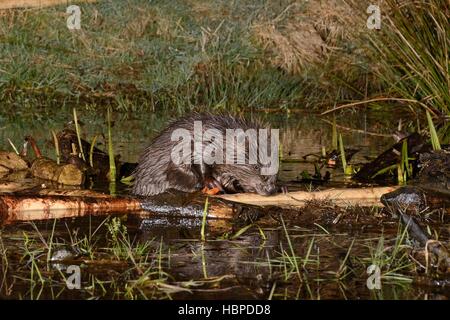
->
202, 177, 224, 195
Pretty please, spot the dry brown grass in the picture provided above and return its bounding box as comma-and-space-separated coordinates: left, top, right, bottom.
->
0, 0, 96, 10
253, 21, 324, 74
310, 0, 361, 47
188, 0, 214, 19
252, 0, 362, 74
122, 7, 154, 39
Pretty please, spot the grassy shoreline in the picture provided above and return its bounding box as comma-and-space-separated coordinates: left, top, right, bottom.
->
0, 1, 448, 131
0, 0, 378, 114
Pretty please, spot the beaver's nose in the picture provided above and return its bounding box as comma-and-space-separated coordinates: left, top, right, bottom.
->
257, 185, 277, 196
267, 185, 277, 195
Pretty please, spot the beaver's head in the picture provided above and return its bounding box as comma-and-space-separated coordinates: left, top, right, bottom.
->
214, 164, 278, 196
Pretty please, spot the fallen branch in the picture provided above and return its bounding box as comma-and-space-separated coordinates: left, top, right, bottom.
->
320, 97, 437, 116
0, 194, 141, 222
320, 118, 391, 137
215, 187, 400, 208
0, 192, 236, 224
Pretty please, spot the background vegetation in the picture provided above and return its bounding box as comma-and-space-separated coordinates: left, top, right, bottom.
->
0, 0, 448, 137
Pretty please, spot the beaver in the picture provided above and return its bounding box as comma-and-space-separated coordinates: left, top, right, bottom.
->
132, 112, 279, 196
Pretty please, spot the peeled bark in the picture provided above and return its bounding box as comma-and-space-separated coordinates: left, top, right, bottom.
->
215, 187, 400, 208
0, 194, 141, 223
0, 193, 235, 224
0, 187, 408, 225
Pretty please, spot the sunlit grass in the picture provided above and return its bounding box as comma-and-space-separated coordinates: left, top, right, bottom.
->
0, 0, 317, 113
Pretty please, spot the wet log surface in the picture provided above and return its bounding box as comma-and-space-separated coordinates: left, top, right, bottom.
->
2, 186, 398, 224
381, 149, 450, 212
0, 190, 238, 224
215, 187, 400, 208
0, 194, 141, 223
1, 184, 448, 226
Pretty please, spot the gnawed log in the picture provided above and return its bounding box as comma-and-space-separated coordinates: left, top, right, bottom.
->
0, 152, 28, 171
0, 193, 236, 224
215, 187, 400, 208
0, 195, 141, 222
0, 186, 414, 225
31, 157, 84, 186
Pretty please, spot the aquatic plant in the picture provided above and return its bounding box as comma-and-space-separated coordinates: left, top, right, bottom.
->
106, 107, 116, 183
72, 108, 85, 162
426, 111, 442, 151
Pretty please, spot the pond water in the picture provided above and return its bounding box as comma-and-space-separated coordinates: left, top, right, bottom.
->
0, 107, 395, 182
0, 108, 448, 300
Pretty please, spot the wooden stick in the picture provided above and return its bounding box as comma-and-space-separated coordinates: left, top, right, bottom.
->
320, 118, 391, 137
215, 187, 400, 208
320, 97, 436, 116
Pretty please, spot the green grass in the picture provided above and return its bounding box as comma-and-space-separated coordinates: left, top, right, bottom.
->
0, 0, 310, 113
426, 110, 442, 151
200, 197, 208, 242
106, 107, 116, 182
361, 225, 414, 284
397, 139, 413, 184
0, 0, 446, 125
73, 108, 86, 161
0, 0, 385, 115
